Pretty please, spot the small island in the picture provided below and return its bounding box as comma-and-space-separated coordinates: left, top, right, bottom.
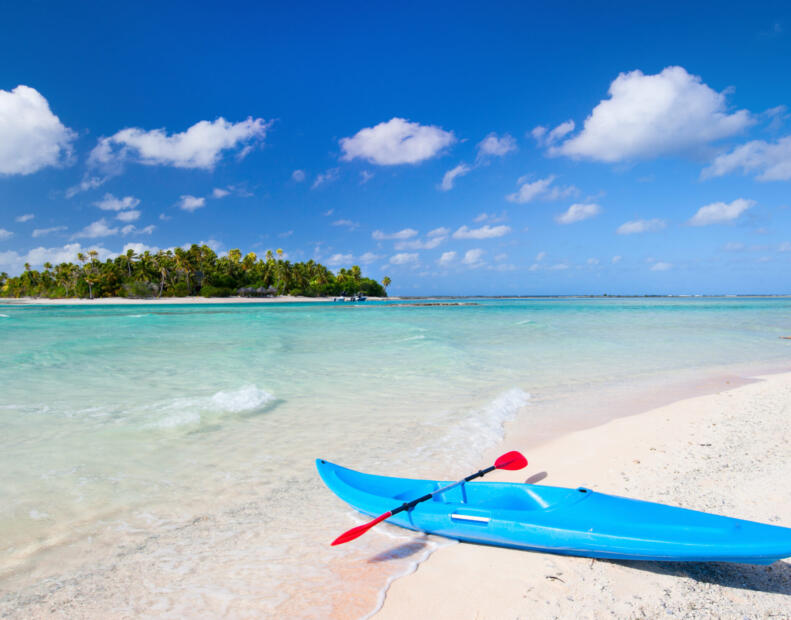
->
0, 244, 389, 299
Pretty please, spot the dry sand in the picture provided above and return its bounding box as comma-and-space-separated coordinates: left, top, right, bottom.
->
375, 372, 791, 619
1, 296, 391, 305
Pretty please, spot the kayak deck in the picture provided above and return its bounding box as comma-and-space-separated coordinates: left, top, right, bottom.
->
317, 459, 791, 565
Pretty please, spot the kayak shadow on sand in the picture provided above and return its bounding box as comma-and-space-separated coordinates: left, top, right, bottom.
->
368, 538, 430, 563
606, 558, 791, 595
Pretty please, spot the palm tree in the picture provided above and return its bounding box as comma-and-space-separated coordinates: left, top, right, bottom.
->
382, 276, 391, 291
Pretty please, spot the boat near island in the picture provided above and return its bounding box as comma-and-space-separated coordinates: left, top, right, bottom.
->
318, 459, 791, 565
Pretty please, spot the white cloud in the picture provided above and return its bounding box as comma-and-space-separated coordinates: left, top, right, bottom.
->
123, 242, 159, 255
121, 224, 155, 236
116, 210, 141, 222
178, 195, 206, 212
332, 219, 360, 230
702, 136, 791, 181
66, 175, 109, 198
477, 133, 517, 158
32, 226, 67, 238
0, 243, 115, 274
427, 227, 449, 238
326, 253, 353, 266
212, 187, 231, 198
0, 228, 12, 241
358, 252, 382, 264
452, 224, 511, 239
94, 193, 140, 211
373, 228, 418, 240
359, 170, 374, 184
291, 169, 306, 182
650, 261, 672, 271
72, 219, 119, 239
89, 116, 269, 171
15, 214, 34, 223
340, 117, 455, 165
549, 263, 569, 271
551, 66, 753, 162
506, 174, 577, 203
536, 251, 546, 261
438, 251, 456, 266
617, 218, 667, 234
555, 203, 601, 224
389, 252, 419, 265
394, 235, 446, 250
462, 248, 485, 267
532, 121, 575, 146
312, 167, 339, 189
440, 163, 471, 191
0, 85, 75, 175
689, 198, 754, 226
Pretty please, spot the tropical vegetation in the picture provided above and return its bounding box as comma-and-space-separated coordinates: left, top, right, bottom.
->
0, 244, 388, 299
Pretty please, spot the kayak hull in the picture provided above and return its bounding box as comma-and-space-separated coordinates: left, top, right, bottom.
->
317, 459, 791, 565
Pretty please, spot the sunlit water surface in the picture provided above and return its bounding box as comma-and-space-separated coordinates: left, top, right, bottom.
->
1, 298, 789, 617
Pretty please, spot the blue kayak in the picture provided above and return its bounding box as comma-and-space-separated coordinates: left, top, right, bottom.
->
317, 459, 791, 564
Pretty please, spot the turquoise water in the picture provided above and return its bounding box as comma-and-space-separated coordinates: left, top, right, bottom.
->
1, 298, 790, 617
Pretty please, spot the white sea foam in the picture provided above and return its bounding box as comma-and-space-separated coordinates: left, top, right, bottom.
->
0, 313, 9, 318
148, 385, 275, 429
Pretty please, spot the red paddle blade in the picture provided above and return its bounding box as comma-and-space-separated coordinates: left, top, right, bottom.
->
494, 450, 528, 471
332, 511, 392, 545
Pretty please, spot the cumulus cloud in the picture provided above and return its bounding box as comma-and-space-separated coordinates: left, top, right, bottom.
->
452, 224, 511, 239
358, 252, 382, 264
332, 219, 360, 230
116, 210, 141, 222
32, 226, 67, 238
440, 163, 471, 191
89, 116, 269, 172
394, 234, 446, 250
702, 136, 791, 181
15, 214, 34, 223
506, 175, 577, 203
0, 228, 13, 241
555, 203, 601, 224
438, 251, 456, 266
178, 195, 206, 212
312, 167, 339, 189
340, 117, 455, 165
0, 242, 115, 274
291, 169, 306, 182
326, 253, 353, 266
212, 187, 231, 198
65, 175, 109, 198
550, 66, 752, 162
689, 198, 755, 226
121, 224, 155, 236
531, 121, 575, 146
477, 133, 517, 158
616, 218, 667, 234
94, 193, 140, 211
0, 85, 75, 175
650, 261, 672, 271
462, 248, 485, 267
389, 252, 419, 265
373, 228, 418, 240
428, 227, 450, 237
72, 219, 119, 239
359, 170, 374, 184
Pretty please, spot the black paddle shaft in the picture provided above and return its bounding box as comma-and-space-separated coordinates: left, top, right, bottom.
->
390, 464, 497, 517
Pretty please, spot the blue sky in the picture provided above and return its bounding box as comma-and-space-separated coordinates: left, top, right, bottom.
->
1, 1, 790, 295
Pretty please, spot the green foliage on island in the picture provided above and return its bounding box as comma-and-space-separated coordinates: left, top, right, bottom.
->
0, 245, 389, 299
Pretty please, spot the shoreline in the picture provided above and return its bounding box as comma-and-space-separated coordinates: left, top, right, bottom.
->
373, 369, 791, 618
0, 296, 393, 306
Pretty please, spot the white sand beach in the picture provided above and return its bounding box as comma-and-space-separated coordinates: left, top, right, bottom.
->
376, 372, 791, 619
1, 296, 391, 305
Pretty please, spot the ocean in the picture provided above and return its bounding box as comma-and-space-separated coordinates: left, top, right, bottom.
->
1, 298, 789, 617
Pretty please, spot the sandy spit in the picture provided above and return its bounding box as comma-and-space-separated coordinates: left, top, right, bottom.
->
375, 372, 791, 619
1, 296, 392, 305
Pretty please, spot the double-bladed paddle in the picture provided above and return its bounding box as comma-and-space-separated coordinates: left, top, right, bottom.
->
331, 450, 528, 545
